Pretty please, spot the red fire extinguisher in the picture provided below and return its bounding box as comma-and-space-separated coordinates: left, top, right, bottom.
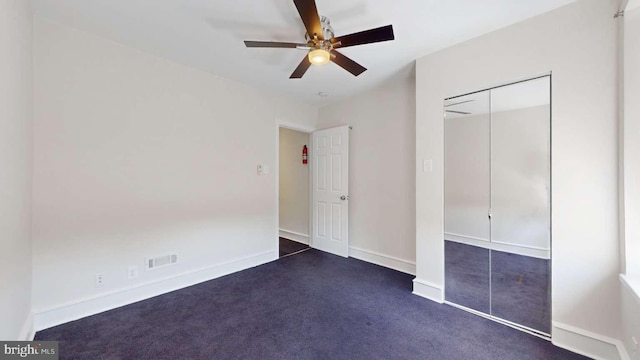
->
302, 145, 308, 164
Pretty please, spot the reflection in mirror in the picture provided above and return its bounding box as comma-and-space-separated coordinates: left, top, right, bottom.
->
490, 76, 551, 334
444, 90, 491, 314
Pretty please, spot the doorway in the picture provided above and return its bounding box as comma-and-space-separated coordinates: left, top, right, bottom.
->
278, 126, 311, 258
276, 124, 351, 259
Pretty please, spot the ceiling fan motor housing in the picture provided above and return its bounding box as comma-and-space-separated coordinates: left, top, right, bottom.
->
305, 16, 335, 49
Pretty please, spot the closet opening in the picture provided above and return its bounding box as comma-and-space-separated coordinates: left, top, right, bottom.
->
443, 75, 552, 339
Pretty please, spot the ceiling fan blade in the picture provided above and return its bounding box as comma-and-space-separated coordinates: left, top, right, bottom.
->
332, 25, 395, 48
290, 57, 312, 79
294, 0, 324, 40
331, 50, 367, 76
244, 41, 305, 48
446, 110, 471, 115
444, 99, 475, 108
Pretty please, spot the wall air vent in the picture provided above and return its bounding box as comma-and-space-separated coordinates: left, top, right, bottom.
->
146, 254, 178, 270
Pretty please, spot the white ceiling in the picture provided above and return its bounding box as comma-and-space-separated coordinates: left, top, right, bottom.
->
33, 0, 575, 107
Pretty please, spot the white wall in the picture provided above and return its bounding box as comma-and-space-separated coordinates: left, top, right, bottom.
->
279, 127, 310, 241
444, 105, 551, 259
444, 112, 491, 243
624, 0, 640, 279
621, 3, 640, 359
32, 18, 317, 328
317, 74, 416, 274
491, 105, 550, 254
415, 0, 622, 358
0, 0, 33, 340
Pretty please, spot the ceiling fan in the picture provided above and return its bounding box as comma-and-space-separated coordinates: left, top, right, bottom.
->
244, 0, 395, 79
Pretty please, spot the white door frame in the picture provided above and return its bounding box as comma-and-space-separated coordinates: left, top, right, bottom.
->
274, 120, 316, 260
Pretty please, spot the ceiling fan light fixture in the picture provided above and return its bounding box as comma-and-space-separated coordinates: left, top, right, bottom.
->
308, 49, 330, 66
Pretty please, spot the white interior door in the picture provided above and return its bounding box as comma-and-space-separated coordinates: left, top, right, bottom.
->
311, 125, 349, 257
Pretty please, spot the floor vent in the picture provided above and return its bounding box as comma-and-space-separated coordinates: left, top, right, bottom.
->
146, 254, 178, 270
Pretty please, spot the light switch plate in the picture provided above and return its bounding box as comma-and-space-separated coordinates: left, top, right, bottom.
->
257, 164, 270, 175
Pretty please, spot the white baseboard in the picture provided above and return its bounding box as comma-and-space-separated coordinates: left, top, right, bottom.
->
412, 278, 444, 303
348, 246, 416, 275
552, 321, 626, 360
33, 250, 275, 332
445, 232, 550, 259
619, 345, 632, 360
279, 229, 310, 245
18, 312, 35, 341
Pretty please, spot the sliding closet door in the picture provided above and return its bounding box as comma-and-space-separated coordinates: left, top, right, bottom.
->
489, 77, 551, 334
444, 90, 491, 313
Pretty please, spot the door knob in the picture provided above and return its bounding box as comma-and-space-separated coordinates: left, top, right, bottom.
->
340, 195, 348, 201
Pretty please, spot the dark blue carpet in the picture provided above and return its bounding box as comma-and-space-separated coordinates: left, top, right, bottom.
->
492, 251, 551, 334
35, 249, 585, 359
445, 241, 491, 313
279, 237, 309, 257
445, 241, 552, 334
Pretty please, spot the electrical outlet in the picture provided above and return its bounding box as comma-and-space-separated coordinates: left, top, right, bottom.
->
95, 273, 104, 287
128, 266, 138, 279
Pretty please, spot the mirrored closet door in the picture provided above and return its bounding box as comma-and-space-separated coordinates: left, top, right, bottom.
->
444, 76, 551, 336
